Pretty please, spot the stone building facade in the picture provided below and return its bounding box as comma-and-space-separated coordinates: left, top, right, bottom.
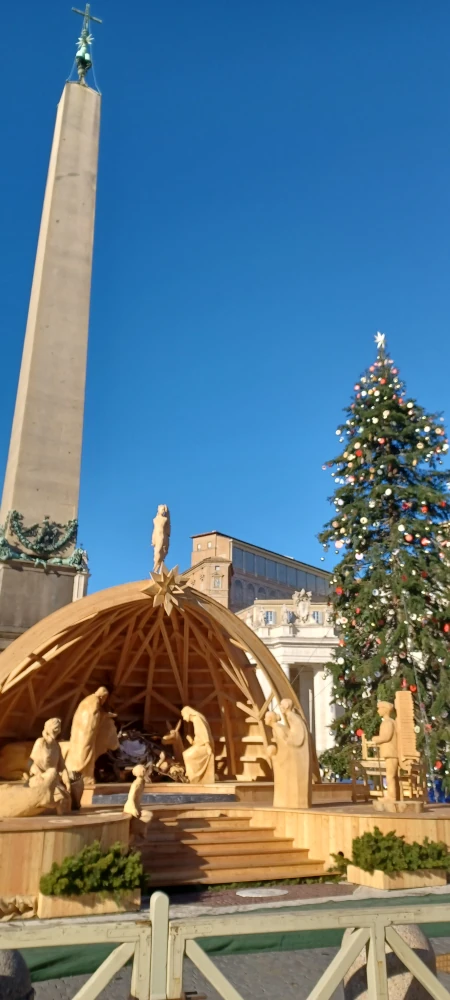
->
236, 596, 338, 755
189, 531, 330, 612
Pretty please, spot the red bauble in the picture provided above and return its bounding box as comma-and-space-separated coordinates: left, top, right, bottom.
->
356, 729, 364, 737
443, 624, 450, 633
380, 378, 386, 384
421, 505, 428, 513
421, 571, 428, 578
435, 761, 443, 770
335, 587, 343, 595
401, 678, 408, 689
410, 684, 417, 692
356, 607, 361, 614
421, 538, 430, 546
404, 534, 413, 542
355, 450, 363, 457
378, 438, 386, 445
339, 639, 346, 647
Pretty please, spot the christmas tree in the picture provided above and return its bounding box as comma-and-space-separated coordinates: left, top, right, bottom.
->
318, 333, 450, 788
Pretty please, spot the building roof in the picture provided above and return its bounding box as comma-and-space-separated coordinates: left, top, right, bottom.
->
191, 531, 330, 577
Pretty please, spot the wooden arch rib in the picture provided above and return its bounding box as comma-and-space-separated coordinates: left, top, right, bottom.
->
0, 580, 304, 778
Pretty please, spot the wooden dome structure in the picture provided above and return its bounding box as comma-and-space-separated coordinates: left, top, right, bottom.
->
0, 568, 305, 781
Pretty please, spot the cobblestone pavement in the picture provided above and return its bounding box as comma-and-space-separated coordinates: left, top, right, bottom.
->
168, 882, 356, 909
33, 938, 450, 1000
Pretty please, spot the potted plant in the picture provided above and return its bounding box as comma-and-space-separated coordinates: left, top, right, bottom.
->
37, 840, 145, 918
336, 827, 450, 890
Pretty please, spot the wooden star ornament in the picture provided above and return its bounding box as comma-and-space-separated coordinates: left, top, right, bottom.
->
142, 564, 189, 615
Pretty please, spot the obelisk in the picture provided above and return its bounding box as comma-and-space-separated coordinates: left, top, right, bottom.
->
0, 7, 101, 648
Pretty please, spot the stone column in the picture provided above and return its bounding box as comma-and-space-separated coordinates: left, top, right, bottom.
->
313, 668, 336, 755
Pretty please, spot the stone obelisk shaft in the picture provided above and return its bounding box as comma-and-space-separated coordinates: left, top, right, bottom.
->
1, 82, 100, 526
0, 82, 100, 647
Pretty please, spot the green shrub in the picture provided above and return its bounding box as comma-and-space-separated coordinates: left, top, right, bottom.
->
333, 826, 450, 875
39, 841, 145, 897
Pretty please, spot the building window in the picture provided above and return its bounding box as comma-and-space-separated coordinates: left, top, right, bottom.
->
296, 570, 307, 589
255, 555, 265, 577
197, 543, 201, 550
287, 566, 296, 587
246, 583, 255, 604
277, 562, 287, 584
244, 551, 255, 575
312, 611, 324, 624
265, 611, 277, 625
215, 565, 220, 571
207, 542, 212, 549
266, 559, 277, 580
257, 587, 266, 599
233, 546, 244, 570
213, 577, 221, 588
233, 580, 244, 605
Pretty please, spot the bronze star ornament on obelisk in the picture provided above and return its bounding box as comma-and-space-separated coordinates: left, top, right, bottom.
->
0, 7, 102, 649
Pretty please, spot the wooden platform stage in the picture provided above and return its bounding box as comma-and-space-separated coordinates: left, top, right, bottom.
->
232, 801, 450, 871
4, 793, 447, 896
132, 800, 450, 885
0, 810, 130, 897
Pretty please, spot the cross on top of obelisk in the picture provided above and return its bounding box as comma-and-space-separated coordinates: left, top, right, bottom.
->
72, 4, 102, 86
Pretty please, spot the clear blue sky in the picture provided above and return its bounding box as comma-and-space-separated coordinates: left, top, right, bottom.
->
1, 0, 449, 592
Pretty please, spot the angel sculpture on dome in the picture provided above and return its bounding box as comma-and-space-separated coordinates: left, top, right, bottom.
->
152, 504, 171, 572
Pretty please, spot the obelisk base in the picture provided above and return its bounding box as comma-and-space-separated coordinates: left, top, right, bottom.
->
0, 563, 87, 651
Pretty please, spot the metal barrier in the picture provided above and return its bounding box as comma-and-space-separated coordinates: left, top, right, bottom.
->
1, 893, 450, 999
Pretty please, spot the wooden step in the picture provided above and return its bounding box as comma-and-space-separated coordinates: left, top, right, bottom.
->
159, 819, 256, 832
146, 827, 276, 844
155, 809, 250, 821
149, 861, 325, 885
145, 829, 271, 844
141, 839, 304, 858
143, 850, 310, 870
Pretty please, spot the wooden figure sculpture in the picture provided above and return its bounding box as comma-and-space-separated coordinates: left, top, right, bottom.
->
29, 717, 71, 811
0, 768, 65, 818
180, 706, 215, 783
265, 699, 312, 808
161, 719, 184, 765
123, 764, 147, 819
369, 701, 400, 801
152, 504, 171, 572
65, 687, 118, 786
